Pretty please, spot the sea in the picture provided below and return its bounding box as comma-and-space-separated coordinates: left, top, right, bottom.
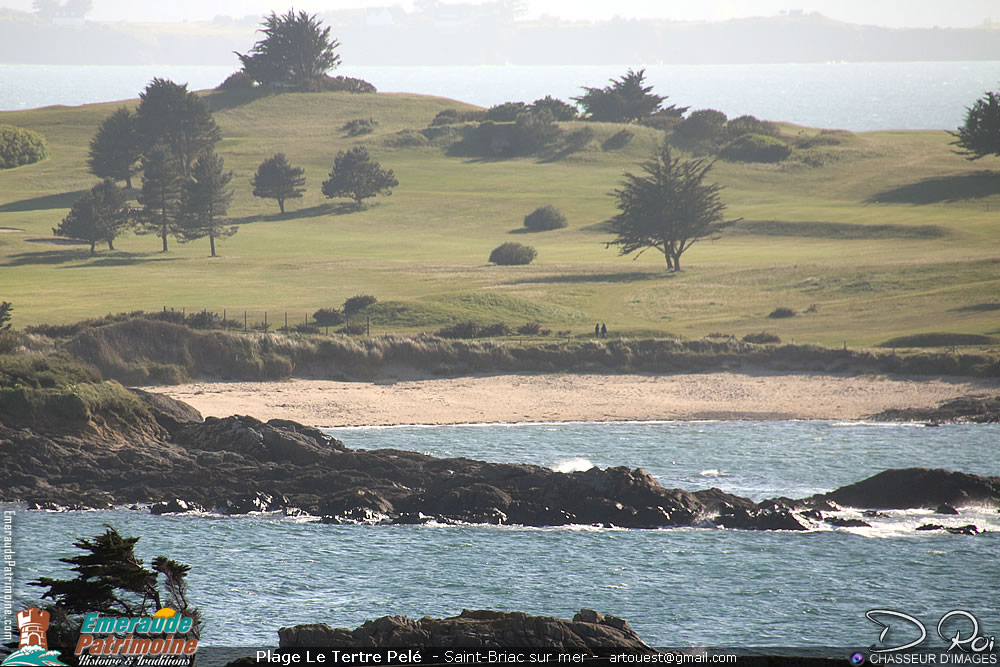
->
6, 420, 999, 654
3, 61, 1000, 131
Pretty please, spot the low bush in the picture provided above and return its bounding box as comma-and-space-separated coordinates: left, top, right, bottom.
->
300, 75, 376, 93
216, 71, 255, 90
313, 308, 344, 326
343, 295, 377, 315
436, 321, 481, 339
343, 118, 378, 136
742, 332, 782, 344
767, 307, 797, 319
517, 322, 542, 335
485, 102, 529, 122
489, 242, 537, 266
0, 124, 48, 169
530, 95, 577, 121
480, 322, 511, 337
431, 108, 487, 126
720, 133, 792, 163
672, 109, 728, 148
523, 205, 567, 231
877, 333, 998, 348
725, 114, 780, 140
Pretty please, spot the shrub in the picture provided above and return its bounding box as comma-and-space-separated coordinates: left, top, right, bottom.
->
720, 133, 792, 163
877, 333, 998, 348
767, 307, 797, 319
313, 307, 344, 326
300, 75, 376, 93
742, 332, 781, 344
489, 242, 537, 265
672, 109, 728, 148
523, 205, 567, 231
530, 96, 577, 121
513, 109, 562, 153
639, 110, 684, 132
0, 331, 22, 355
216, 71, 255, 90
436, 321, 481, 339
517, 322, 542, 335
293, 323, 320, 334
343, 294, 377, 315
485, 102, 529, 122
480, 322, 511, 337
601, 129, 633, 151
184, 311, 223, 329
431, 109, 486, 126
725, 114, 779, 140
343, 118, 378, 136
0, 124, 48, 169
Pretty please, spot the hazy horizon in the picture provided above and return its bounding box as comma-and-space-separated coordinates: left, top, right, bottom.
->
0, 0, 997, 28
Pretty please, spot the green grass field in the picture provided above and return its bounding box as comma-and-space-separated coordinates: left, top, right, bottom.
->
2, 86, 999, 347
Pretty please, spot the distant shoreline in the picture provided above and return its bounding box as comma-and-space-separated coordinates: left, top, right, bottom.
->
149, 371, 1000, 427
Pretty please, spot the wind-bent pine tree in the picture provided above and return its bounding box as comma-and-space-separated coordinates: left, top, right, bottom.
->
236, 10, 342, 85
950, 90, 1000, 160
136, 144, 183, 252
53, 179, 132, 255
178, 149, 236, 257
251, 153, 306, 213
88, 106, 142, 189
572, 68, 686, 123
607, 141, 736, 271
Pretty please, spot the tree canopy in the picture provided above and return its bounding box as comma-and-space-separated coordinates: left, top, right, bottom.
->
53, 179, 132, 255
251, 153, 306, 213
236, 10, 342, 86
135, 78, 221, 178
572, 69, 686, 123
88, 106, 142, 189
606, 142, 735, 271
951, 90, 1000, 160
321, 147, 398, 206
178, 149, 236, 257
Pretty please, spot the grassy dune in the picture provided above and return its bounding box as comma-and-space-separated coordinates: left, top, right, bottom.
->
1, 87, 999, 347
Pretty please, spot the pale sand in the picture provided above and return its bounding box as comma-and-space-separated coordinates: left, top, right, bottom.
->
148, 372, 1000, 427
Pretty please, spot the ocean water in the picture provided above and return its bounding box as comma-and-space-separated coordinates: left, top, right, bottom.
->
3, 62, 1000, 131
6, 421, 999, 652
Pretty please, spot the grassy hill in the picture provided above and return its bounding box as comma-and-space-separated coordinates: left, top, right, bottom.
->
1, 87, 999, 347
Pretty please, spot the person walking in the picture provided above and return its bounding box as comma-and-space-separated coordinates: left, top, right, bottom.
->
600, 323, 607, 338
595, 323, 600, 338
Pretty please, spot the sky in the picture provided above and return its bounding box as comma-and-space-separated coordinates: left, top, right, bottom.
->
0, 0, 997, 27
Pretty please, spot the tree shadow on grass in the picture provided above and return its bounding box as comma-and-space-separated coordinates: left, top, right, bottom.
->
502, 271, 674, 286
949, 302, 1000, 313
866, 171, 1000, 205
0, 190, 88, 213
0, 248, 179, 268
229, 202, 355, 225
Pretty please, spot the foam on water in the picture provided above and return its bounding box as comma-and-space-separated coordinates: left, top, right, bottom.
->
551, 457, 595, 473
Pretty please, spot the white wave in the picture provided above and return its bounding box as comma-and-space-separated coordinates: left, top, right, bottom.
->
551, 457, 596, 473
699, 469, 726, 477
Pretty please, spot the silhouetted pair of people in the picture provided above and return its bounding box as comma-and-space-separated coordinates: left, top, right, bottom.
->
594, 323, 607, 339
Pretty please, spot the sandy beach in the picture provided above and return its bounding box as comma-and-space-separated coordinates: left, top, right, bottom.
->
148, 371, 1000, 427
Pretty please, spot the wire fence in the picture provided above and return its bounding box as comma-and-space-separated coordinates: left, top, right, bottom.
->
156, 306, 372, 335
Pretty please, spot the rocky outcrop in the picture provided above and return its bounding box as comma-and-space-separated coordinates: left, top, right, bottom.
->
277, 609, 656, 650
819, 468, 1000, 510
3, 392, 997, 530
869, 395, 1000, 423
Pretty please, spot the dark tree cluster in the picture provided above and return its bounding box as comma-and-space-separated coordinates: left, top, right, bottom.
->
573, 69, 687, 124
0, 124, 48, 169
321, 147, 398, 206
72, 78, 235, 257
236, 10, 341, 86
951, 90, 1000, 160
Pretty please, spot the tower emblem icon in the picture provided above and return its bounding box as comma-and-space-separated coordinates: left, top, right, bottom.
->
1, 608, 65, 666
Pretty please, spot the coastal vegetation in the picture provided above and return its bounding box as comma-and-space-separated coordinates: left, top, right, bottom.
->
1, 73, 999, 347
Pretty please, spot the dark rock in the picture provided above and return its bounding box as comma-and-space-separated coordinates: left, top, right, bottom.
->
935, 503, 959, 515
277, 608, 657, 650
150, 498, 205, 515
820, 468, 1000, 510
869, 395, 1000, 424
916, 523, 981, 535
824, 516, 871, 528
916, 523, 944, 531
800, 509, 824, 521
862, 510, 889, 519
216, 492, 286, 515
129, 388, 203, 433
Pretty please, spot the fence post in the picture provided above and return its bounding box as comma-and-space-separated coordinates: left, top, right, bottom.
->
244, 311, 247, 332
284, 312, 288, 330
264, 312, 267, 329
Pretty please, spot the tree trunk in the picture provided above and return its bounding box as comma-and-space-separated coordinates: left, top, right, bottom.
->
126, 176, 133, 190
89, 241, 96, 255
209, 231, 217, 257
160, 218, 169, 252
672, 252, 681, 272
664, 253, 674, 271
278, 198, 285, 214
107, 239, 115, 250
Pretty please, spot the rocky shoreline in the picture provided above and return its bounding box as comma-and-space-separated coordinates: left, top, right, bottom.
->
1, 390, 997, 531
868, 394, 1000, 423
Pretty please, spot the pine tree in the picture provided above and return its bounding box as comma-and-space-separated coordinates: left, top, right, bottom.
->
251, 153, 306, 213
178, 150, 236, 257
87, 107, 142, 189
135, 78, 221, 178
53, 179, 132, 255
136, 144, 183, 252
321, 146, 398, 206
237, 10, 341, 85
607, 141, 736, 271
